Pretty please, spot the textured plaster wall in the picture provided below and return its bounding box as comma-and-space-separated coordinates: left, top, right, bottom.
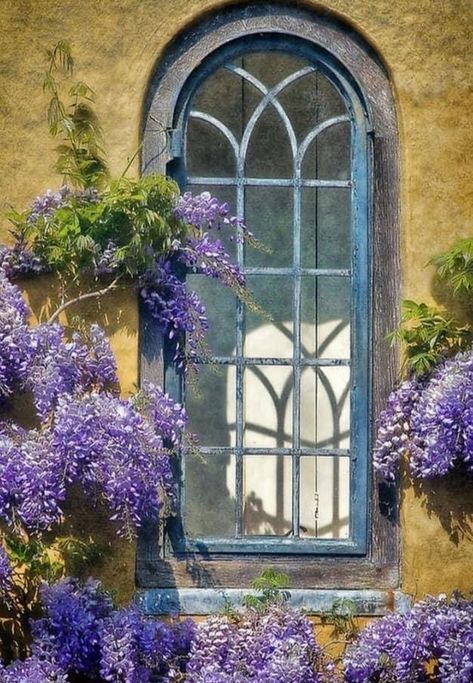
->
1, 0, 473, 602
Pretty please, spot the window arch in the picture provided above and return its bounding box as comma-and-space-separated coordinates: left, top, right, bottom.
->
138, 3, 400, 600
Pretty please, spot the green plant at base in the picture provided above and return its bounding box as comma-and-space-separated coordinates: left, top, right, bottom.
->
321, 598, 359, 640
242, 567, 290, 609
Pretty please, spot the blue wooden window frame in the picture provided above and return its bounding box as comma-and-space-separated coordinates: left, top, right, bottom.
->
163, 34, 372, 557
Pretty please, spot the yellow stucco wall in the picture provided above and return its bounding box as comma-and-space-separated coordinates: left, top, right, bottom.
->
1, 0, 473, 602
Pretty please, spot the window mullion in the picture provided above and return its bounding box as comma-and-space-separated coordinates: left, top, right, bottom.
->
292, 169, 302, 538
235, 169, 245, 537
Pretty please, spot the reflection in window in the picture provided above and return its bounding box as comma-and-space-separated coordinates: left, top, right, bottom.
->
183, 50, 358, 544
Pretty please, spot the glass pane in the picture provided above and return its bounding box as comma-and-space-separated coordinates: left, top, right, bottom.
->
301, 277, 351, 359
300, 366, 350, 449
278, 70, 347, 146
240, 54, 303, 180
240, 52, 306, 89
246, 275, 293, 358
190, 64, 247, 142
187, 274, 236, 357
185, 183, 238, 260
245, 187, 293, 267
301, 121, 350, 180
187, 365, 235, 446
245, 106, 293, 178
317, 122, 351, 179
185, 453, 236, 537
301, 188, 351, 269
243, 455, 292, 535
244, 366, 293, 447
300, 456, 350, 538
187, 117, 236, 177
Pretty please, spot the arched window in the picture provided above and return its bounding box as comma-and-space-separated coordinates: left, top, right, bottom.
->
139, 4, 400, 607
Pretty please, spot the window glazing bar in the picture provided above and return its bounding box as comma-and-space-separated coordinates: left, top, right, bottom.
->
189, 447, 351, 457
189, 267, 351, 276
192, 357, 350, 366
242, 267, 351, 276
188, 176, 351, 188
235, 143, 245, 539
292, 141, 302, 541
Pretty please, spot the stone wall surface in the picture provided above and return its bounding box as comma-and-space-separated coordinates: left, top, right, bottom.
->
1, 0, 473, 602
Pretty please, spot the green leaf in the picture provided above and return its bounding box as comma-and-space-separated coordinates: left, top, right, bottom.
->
389, 299, 472, 377
430, 238, 473, 295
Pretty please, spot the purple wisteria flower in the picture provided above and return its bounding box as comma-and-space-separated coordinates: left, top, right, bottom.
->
28, 186, 71, 223
0, 429, 66, 532
99, 606, 196, 681
95, 240, 120, 275
0, 656, 69, 682
0, 545, 12, 595
179, 233, 246, 290
0, 322, 180, 539
186, 604, 322, 682
0, 244, 45, 278
32, 578, 113, 676
133, 380, 187, 448
0, 270, 33, 399
409, 352, 473, 478
30, 578, 195, 682
174, 191, 246, 236
375, 350, 473, 481
52, 389, 177, 537
26, 322, 118, 422
140, 259, 209, 366
344, 593, 473, 682
373, 378, 423, 481
99, 607, 152, 683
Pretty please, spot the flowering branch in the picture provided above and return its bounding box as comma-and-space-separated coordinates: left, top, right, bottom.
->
47, 276, 122, 324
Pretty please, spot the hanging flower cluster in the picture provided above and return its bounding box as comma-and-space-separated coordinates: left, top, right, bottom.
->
0, 545, 12, 595
28, 186, 71, 223
374, 350, 473, 480
186, 605, 323, 683
138, 190, 253, 368
174, 190, 247, 237
139, 259, 209, 366
344, 593, 473, 682
179, 234, 246, 290
0, 656, 69, 683
0, 275, 186, 538
373, 377, 424, 481
0, 271, 34, 399
0, 244, 45, 279
32, 578, 114, 676
24, 578, 195, 683
52, 390, 178, 535
27, 322, 118, 422
0, 391, 182, 539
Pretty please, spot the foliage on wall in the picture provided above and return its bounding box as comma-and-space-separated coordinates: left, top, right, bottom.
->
375, 238, 473, 482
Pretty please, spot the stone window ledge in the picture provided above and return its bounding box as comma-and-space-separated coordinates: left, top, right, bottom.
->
135, 588, 411, 616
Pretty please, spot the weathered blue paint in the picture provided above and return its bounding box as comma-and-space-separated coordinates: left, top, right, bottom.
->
135, 588, 412, 616
165, 34, 371, 556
